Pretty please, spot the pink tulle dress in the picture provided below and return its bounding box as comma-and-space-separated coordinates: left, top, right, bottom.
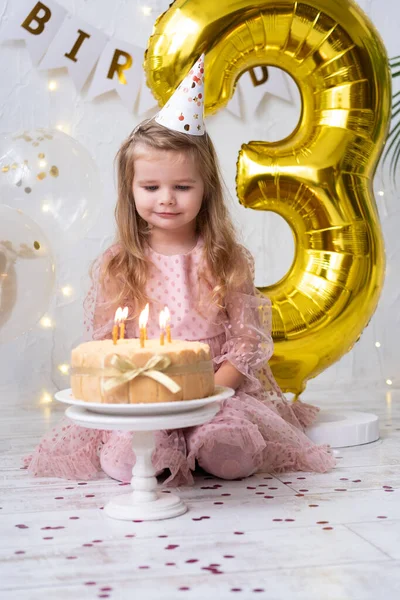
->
25, 239, 335, 485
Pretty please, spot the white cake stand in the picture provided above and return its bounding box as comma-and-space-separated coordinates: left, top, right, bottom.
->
58, 386, 234, 521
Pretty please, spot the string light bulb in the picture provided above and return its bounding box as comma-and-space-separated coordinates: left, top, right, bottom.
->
375, 342, 381, 348
58, 364, 70, 375
386, 379, 393, 386
61, 285, 73, 297
40, 391, 53, 404
40, 315, 53, 328
48, 80, 57, 91
141, 5, 153, 16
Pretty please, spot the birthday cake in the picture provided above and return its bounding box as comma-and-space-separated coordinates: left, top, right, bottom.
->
70, 338, 215, 404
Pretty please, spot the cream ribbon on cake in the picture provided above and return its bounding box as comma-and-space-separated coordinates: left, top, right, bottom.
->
102, 354, 182, 393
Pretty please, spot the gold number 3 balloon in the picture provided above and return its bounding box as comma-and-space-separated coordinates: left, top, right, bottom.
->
145, 0, 391, 395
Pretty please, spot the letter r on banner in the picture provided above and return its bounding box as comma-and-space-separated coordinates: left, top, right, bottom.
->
107, 49, 133, 85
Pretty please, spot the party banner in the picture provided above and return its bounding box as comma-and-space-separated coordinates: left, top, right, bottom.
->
0, 0, 294, 115
38, 14, 108, 92
86, 38, 143, 111
0, 0, 67, 64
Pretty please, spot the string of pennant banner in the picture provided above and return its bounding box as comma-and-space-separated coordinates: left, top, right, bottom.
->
0, 0, 294, 116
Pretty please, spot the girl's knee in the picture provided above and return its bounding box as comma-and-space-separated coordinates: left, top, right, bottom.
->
100, 449, 134, 482
197, 441, 258, 480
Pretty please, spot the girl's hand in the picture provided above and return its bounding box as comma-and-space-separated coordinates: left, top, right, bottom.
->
214, 361, 244, 391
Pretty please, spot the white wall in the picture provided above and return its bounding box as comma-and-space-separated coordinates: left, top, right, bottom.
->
0, 0, 399, 405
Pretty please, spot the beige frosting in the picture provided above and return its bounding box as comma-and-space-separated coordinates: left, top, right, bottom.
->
71, 338, 215, 404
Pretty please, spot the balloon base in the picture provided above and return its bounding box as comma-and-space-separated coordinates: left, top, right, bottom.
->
306, 410, 379, 448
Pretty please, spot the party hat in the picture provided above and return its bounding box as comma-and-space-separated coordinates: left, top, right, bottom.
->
155, 54, 205, 136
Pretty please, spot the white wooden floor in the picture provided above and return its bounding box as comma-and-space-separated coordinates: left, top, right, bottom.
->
1, 387, 400, 600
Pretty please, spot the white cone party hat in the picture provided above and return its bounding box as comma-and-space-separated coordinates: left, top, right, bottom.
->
155, 54, 205, 136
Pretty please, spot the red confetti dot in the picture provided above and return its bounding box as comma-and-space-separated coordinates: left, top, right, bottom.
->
377, 516, 388, 519
317, 521, 329, 524
273, 519, 283, 522
223, 555, 235, 558
179, 587, 190, 591
84, 582, 96, 586
309, 504, 319, 507
186, 559, 199, 563
14, 550, 25, 555
214, 502, 224, 505
66, 556, 77, 560
69, 516, 79, 520
231, 589, 242, 592
234, 531, 244, 535
323, 527, 333, 530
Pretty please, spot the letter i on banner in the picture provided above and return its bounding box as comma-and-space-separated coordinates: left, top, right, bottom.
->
0, 0, 67, 64
39, 15, 108, 92
87, 39, 143, 111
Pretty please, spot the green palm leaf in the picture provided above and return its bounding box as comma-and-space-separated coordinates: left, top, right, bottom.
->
382, 55, 400, 186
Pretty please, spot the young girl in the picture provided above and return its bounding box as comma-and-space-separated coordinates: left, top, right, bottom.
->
26, 57, 335, 485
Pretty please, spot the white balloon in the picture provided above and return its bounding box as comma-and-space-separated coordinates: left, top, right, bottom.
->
0, 205, 55, 344
0, 128, 101, 246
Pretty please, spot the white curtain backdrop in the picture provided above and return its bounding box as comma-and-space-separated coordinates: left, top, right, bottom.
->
0, 0, 398, 405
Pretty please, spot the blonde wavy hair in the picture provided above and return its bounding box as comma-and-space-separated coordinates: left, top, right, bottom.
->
101, 119, 250, 317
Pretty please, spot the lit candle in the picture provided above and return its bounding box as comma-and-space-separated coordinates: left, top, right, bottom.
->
113, 307, 122, 345
159, 309, 166, 346
164, 306, 171, 343
139, 303, 149, 348
119, 306, 128, 340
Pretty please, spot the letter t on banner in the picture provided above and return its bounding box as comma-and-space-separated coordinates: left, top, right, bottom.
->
38, 15, 108, 92
86, 39, 143, 112
0, 0, 67, 64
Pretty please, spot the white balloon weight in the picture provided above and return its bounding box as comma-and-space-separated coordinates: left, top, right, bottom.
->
0, 205, 55, 344
0, 128, 101, 245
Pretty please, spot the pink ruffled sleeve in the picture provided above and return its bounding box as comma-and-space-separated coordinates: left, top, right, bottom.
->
214, 249, 274, 391
83, 244, 121, 341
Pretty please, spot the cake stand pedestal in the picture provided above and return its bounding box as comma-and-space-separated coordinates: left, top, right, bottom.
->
63, 386, 234, 521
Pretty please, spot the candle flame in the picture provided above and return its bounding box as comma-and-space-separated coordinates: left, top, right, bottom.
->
164, 306, 171, 323
159, 309, 167, 330
121, 306, 128, 321
114, 307, 123, 323
139, 303, 149, 328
